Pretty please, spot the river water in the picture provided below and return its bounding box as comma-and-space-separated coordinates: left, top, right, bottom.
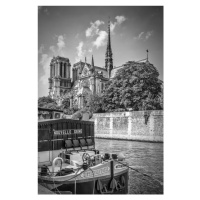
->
95, 138, 163, 194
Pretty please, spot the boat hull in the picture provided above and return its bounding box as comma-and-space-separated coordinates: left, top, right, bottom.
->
39, 169, 128, 194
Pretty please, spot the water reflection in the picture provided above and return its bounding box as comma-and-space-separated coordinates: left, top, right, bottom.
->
95, 138, 163, 194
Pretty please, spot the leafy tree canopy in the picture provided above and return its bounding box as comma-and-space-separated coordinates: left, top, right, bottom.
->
38, 96, 61, 110
84, 94, 104, 113
61, 98, 70, 109
102, 62, 163, 112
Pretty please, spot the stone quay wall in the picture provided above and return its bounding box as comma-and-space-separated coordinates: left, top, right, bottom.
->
90, 110, 163, 142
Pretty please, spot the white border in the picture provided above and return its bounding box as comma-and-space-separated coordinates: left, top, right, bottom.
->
1, 0, 200, 199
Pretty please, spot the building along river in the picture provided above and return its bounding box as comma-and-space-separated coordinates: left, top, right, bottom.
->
95, 138, 163, 194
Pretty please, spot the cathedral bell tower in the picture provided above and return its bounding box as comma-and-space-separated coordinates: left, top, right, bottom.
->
48, 56, 71, 99
105, 19, 113, 79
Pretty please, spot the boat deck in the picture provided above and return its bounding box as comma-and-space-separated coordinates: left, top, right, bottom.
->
38, 162, 79, 174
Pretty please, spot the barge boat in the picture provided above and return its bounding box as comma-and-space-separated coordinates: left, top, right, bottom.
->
38, 118, 129, 194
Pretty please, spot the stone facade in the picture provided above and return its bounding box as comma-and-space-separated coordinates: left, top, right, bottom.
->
48, 21, 114, 108
48, 56, 71, 100
48, 22, 152, 109
90, 110, 163, 142
48, 55, 110, 108
71, 57, 109, 108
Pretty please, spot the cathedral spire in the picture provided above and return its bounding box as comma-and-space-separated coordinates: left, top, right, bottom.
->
91, 55, 96, 95
105, 18, 113, 78
90, 55, 95, 73
91, 55, 94, 67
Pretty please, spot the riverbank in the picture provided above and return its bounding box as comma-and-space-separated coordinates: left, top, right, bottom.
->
95, 136, 163, 143
91, 110, 163, 142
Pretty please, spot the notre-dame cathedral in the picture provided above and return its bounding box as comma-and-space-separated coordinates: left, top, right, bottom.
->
48, 21, 148, 109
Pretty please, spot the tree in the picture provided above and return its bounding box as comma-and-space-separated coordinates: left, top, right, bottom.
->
61, 98, 70, 109
38, 96, 61, 110
63, 105, 79, 115
84, 94, 104, 113
38, 96, 55, 107
102, 62, 163, 112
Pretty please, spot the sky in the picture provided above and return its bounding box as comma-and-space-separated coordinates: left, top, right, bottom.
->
38, 6, 163, 97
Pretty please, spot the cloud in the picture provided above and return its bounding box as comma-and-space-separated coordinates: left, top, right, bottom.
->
88, 48, 93, 53
110, 22, 116, 33
48, 35, 66, 56
77, 41, 84, 57
75, 41, 85, 62
38, 44, 44, 54
57, 35, 65, 51
85, 16, 126, 49
134, 32, 145, 40
49, 45, 56, 54
145, 31, 154, 39
110, 15, 127, 33
39, 54, 52, 84
134, 31, 153, 40
115, 16, 126, 24
39, 54, 48, 65
39, 35, 66, 85
86, 20, 104, 37
92, 31, 108, 49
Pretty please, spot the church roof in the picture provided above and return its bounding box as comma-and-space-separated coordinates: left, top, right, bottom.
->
73, 61, 107, 74
94, 66, 107, 71
51, 56, 69, 62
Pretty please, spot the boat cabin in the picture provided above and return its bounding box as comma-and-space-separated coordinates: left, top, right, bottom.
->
38, 118, 95, 166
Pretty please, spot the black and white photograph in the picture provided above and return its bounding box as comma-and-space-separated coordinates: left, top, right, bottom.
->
38, 6, 163, 194
2, 0, 200, 199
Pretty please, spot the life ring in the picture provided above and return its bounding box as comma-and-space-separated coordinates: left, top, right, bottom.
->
52, 157, 63, 174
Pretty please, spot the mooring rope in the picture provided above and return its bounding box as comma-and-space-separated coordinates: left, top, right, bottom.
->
115, 160, 163, 186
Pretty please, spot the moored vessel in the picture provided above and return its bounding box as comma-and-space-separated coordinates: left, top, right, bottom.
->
38, 118, 129, 194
